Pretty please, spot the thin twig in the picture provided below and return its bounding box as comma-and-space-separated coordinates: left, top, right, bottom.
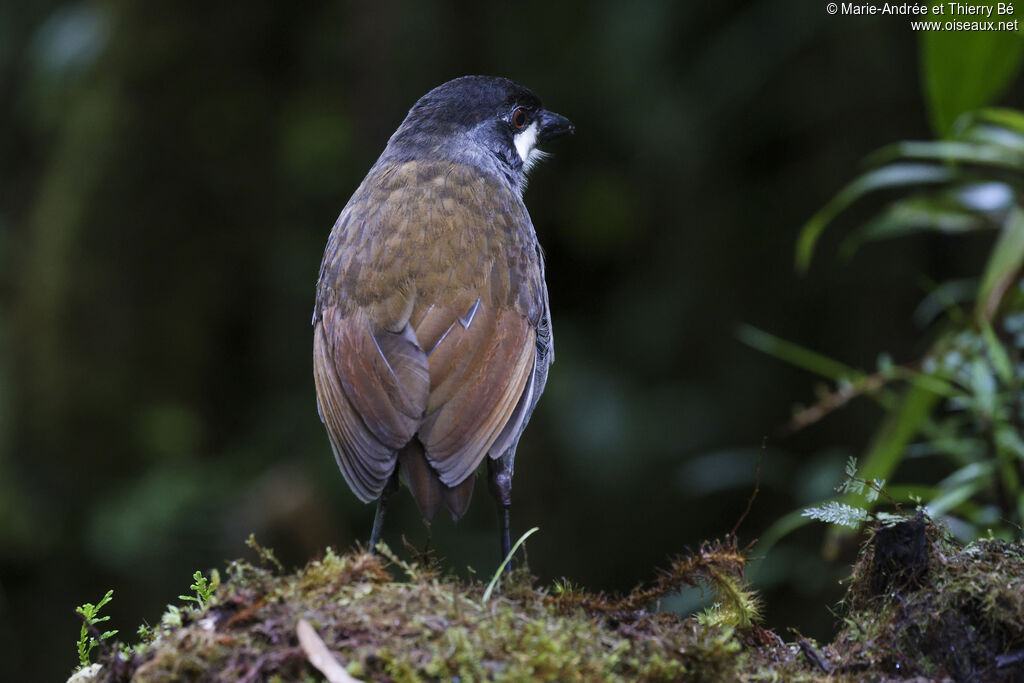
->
783, 359, 940, 436
866, 477, 904, 515
793, 631, 833, 674
731, 437, 765, 537
784, 373, 889, 435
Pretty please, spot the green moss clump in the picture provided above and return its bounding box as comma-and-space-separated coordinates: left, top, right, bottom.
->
85, 539, 813, 682
829, 520, 1024, 681
77, 519, 1024, 682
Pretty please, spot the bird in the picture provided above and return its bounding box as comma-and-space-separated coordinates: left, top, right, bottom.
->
312, 76, 573, 564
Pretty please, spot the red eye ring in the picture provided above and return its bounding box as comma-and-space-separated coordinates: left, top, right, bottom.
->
511, 107, 528, 130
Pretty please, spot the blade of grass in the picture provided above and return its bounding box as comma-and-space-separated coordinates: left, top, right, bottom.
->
483, 527, 538, 603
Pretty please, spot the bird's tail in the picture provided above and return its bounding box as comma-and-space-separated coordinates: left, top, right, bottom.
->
398, 439, 475, 521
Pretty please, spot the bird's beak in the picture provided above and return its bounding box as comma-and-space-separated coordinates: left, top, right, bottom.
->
537, 109, 575, 143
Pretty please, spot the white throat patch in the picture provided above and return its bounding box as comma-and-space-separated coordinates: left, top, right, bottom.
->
513, 121, 548, 174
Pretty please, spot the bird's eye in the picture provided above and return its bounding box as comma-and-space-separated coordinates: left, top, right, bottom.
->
511, 107, 528, 130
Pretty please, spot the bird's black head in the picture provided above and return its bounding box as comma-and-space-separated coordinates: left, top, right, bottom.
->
383, 76, 574, 191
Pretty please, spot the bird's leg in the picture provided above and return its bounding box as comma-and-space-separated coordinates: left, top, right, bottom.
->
487, 456, 514, 572
368, 470, 400, 554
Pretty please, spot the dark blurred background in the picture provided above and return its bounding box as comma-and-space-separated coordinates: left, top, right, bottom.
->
2, 1, 1019, 679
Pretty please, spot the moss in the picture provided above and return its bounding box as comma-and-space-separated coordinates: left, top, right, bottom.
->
829, 520, 1024, 681
83, 537, 813, 682
80, 521, 1024, 682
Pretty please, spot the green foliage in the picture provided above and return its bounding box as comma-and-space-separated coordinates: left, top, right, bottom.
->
160, 604, 183, 629
75, 589, 118, 669
801, 501, 870, 528
798, 109, 1024, 269
755, 103, 1024, 545
920, 1, 1024, 137
802, 458, 898, 530
178, 569, 219, 612
795, 163, 954, 273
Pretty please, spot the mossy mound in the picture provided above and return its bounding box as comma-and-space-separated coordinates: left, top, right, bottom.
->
76, 519, 1024, 682
83, 538, 815, 682
827, 517, 1024, 681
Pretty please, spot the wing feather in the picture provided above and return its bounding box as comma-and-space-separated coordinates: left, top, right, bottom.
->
323, 306, 428, 448
313, 322, 395, 501
314, 305, 430, 501
488, 359, 536, 459
417, 305, 535, 486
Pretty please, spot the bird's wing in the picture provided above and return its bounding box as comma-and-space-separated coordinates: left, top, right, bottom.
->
313, 298, 535, 500
412, 300, 536, 487
313, 305, 430, 502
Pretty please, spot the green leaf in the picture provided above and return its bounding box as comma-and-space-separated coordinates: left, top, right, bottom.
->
927, 461, 1002, 520
868, 140, 1024, 170
978, 206, 1024, 321
968, 357, 999, 416
843, 182, 1013, 260
962, 108, 1024, 137
802, 501, 869, 528
895, 367, 959, 398
956, 121, 1024, 153
941, 460, 997, 489
841, 196, 982, 258
797, 164, 955, 272
952, 109, 1024, 158
997, 424, 1024, 459
74, 589, 116, 669
981, 322, 1014, 383
921, 2, 1024, 137
735, 325, 862, 382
